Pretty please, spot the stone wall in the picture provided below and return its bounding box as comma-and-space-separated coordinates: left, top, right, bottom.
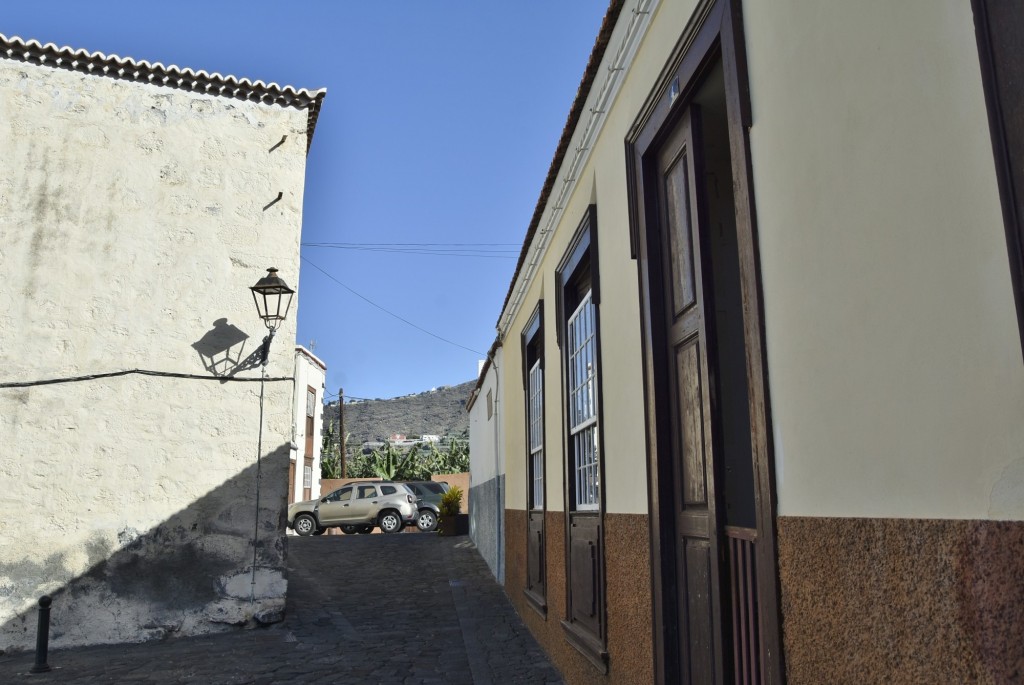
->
0, 56, 313, 650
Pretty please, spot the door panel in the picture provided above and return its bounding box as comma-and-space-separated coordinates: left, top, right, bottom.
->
568, 515, 601, 636
527, 511, 545, 598
318, 487, 353, 525
656, 105, 727, 684
677, 340, 707, 505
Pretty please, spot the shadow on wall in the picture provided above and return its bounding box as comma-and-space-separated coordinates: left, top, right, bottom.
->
191, 319, 266, 380
0, 445, 291, 652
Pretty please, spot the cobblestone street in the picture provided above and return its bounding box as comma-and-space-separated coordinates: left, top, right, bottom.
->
0, 535, 562, 684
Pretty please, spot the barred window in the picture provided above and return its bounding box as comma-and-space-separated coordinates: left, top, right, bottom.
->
528, 360, 544, 509
567, 290, 599, 509
302, 464, 313, 489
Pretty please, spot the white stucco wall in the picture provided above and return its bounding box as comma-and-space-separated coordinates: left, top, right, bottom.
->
0, 57, 314, 649
292, 346, 326, 501
468, 355, 501, 486
468, 348, 505, 580
742, 0, 1024, 520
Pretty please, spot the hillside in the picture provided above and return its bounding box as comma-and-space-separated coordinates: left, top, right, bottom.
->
322, 380, 476, 446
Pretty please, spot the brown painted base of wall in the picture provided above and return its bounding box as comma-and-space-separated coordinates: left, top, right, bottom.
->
778, 516, 1024, 685
506, 509, 653, 685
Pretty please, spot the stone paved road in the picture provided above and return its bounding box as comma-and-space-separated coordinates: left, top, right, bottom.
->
0, 535, 563, 684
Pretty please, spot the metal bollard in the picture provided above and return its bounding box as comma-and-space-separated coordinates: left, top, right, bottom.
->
30, 595, 52, 674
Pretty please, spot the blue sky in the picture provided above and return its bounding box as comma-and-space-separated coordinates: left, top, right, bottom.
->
4, 2, 608, 401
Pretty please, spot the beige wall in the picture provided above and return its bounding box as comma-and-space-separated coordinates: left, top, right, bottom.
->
0, 58, 312, 648
743, 0, 1024, 520
501, 0, 697, 518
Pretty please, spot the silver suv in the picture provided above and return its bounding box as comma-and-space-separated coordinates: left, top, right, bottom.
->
288, 481, 418, 536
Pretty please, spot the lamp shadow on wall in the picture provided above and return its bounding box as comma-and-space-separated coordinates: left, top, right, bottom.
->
0, 444, 291, 654
191, 319, 264, 381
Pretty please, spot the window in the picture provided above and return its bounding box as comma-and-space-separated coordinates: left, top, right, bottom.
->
302, 465, 312, 489
523, 301, 545, 511
522, 301, 547, 612
380, 485, 397, 495
486, 390, 493, 420
556, 205, 605, 664
567, 291, 599, 510
326, 487, 352, 503
357, 485, 377, 499
528, 361, 544, 509
306, 388, 316, 418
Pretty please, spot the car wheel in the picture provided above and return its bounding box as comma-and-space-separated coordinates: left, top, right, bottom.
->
357, 525, 373, 534
294, 514, 316, 537
379, 510, 403, 534
340, 524, 358, 535
416, 509, 438, 532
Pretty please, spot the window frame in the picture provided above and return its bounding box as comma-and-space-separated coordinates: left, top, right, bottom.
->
555, 205, 604, 515
522, 301, 545, 511
972, 0, 1024, 360
555, 205, 608, 669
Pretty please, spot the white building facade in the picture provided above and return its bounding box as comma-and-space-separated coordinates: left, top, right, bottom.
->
0, 34, 324, 650
290, 346, 326, 504
467, 344, 504, 583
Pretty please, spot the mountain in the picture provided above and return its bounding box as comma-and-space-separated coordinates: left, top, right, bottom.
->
322, 380, 476, 447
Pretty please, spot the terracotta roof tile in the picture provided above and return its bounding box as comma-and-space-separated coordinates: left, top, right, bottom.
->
0, 33, 326, 151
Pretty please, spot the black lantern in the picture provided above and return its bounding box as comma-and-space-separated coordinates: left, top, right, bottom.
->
250, 267, 295, 331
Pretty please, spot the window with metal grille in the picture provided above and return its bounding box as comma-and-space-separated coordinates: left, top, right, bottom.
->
302, 464, 312, 489
528, 360, 544, 509
567, 290, 599, 510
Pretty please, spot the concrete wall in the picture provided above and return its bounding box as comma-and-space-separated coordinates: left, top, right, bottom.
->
0, 56, 313, 650
291, 346, 326, 502
468, 351, 503, 582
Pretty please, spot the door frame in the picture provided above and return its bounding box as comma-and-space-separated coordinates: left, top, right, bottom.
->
625, 1, 784, 683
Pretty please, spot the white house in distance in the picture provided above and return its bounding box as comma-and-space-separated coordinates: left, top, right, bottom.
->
467, 343, 504, 583
475, 1, 1024, 684
0, 34, 324, 650
290, 345, 327, 504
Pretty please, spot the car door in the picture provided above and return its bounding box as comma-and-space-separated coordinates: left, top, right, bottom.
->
346, 484, 380, 522
317, 486, 353, 525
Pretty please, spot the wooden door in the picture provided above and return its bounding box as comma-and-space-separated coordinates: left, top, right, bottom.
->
656, 105, 727, 684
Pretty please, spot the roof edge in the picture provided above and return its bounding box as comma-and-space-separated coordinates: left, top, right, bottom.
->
496, 0, 626, 325
0, 33, 327, 149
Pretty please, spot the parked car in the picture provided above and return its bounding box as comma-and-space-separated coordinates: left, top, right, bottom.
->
400, 481, 450, 532
288, 481, 418, 536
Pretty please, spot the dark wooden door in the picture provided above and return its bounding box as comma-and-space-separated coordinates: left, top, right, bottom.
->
656, 105, 727, 684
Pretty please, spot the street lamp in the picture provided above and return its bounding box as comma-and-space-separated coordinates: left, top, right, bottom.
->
247, 267, 295, 603
249, 267, 295, 366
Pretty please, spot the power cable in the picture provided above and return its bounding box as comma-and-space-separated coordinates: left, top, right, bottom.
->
0, 368, 292, 389
300, 256, 486, 357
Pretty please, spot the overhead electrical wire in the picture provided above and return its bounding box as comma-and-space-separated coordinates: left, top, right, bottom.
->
300, 256, 486, 357
302, 241, 518, 259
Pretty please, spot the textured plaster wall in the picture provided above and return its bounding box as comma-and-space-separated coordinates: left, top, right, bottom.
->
777, 517, 1024, 684
0, 58, 311, 650
743, 0, 1024, 520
